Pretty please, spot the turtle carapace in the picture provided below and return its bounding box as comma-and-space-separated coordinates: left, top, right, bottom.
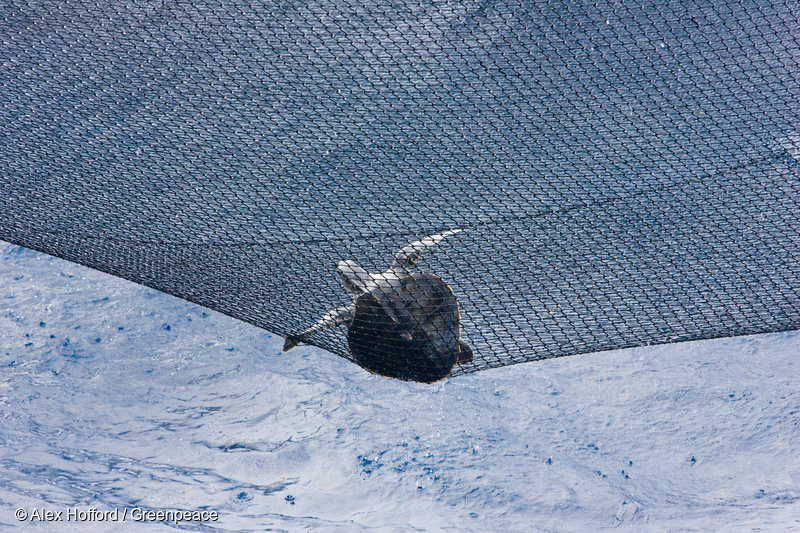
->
283, 230, 473, 383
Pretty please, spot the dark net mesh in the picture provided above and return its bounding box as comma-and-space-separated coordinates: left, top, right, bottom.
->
1, 0, 799, 380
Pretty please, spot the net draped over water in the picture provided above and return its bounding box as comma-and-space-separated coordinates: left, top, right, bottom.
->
1, 0, 798, 379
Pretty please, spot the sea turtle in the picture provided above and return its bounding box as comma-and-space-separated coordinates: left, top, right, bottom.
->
283, 230, 473, 383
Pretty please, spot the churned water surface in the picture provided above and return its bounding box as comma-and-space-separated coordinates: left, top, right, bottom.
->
1, 242, 799, 532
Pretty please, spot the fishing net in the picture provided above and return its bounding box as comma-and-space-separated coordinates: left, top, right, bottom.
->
2, 0, 799, 380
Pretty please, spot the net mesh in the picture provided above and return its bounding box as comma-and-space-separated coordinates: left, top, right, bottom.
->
1, 0, 799, 379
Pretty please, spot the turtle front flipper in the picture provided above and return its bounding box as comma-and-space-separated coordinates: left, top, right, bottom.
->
392, 229, 463, 268
282, 305, 354, 352
282, 335, 303, 352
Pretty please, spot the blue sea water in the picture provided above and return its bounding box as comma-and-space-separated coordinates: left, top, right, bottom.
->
1, 241, 799, 532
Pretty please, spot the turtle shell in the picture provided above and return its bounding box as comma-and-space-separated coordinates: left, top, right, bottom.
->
347, 272, 470, 383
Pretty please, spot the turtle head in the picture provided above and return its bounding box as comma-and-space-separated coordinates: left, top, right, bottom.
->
338, 260, 371, 295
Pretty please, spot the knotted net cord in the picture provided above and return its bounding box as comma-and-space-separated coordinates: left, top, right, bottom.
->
1, 0, 798, 378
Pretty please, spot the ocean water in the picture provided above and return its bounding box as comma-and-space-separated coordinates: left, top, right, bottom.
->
1, 240, 798, 532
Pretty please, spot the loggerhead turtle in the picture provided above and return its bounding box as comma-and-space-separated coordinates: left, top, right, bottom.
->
283, 230, 473, 383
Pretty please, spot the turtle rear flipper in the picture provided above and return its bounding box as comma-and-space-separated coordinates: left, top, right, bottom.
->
338, 260, 372, 294
456, 339, 473, 364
